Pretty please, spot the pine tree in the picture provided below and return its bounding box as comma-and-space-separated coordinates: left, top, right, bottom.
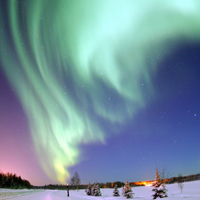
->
92, 183, 101, 196
151, 168, 168, 199
122, 180, 133, 198
85, 183, 92, 195
113, 184, 120, 196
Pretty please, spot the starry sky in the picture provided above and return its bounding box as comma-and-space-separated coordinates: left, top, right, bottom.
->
0, 0, 200, 186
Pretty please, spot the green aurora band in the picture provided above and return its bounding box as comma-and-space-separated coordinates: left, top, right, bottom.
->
1, 0, 200, 183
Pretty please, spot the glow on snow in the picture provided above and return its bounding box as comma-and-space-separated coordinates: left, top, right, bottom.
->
0, 0, 200, 183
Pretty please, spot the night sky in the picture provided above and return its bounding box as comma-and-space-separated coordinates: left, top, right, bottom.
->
0, 0, 200, 186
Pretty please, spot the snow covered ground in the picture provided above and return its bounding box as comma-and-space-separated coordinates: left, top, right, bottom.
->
0, 180, 199, 199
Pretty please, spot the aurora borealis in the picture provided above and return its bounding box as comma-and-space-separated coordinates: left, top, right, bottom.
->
0, 0, 200, 185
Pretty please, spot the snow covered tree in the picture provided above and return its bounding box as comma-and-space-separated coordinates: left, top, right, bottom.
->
85, 183, 92, 195
151, 168, 168, 199
91, 183, 101, 196
122, 180, 133, 198
113, 184, 120, 196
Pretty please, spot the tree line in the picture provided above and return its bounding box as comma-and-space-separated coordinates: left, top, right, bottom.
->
0, 172, 32, 189
39, 181, 125, 190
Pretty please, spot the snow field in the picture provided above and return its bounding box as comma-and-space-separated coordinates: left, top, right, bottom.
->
0, 180, 199, 199
71, 181, 200, 199
0, 189, 43, 199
